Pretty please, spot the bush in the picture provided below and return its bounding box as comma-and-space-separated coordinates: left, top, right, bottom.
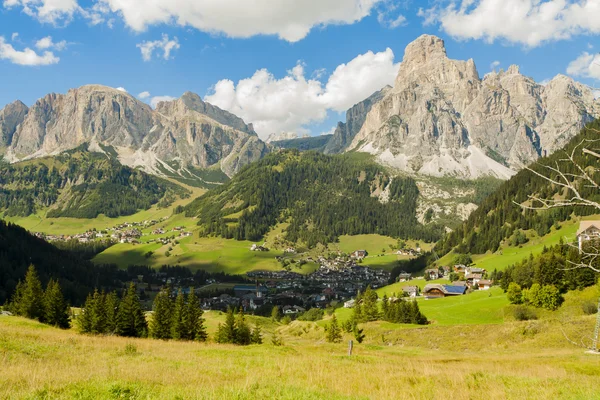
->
582, 301, 598, 315
506, 282, 523, 304
513, 306, 538, 321
281, 315, 292, 325
298, 308, 324, 321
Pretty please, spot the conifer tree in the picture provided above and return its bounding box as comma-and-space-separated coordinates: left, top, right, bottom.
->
90, 290, 107, 334
150, 286, 173, 340
326, 314, 342, 343
43, 279, 70, 329
15, 265, 45, 321
381, 294, 389, 320
353, 291, 363, 322
104, 291, 120, 335
185, 288, 207, 342
251, 323, 263, 344
353, 323, 365, 344
361, 286, 379, 322
171, 289, 186, 340
115, 283, 148, 338
78, 292, 95, 333
216, 307, 237, 344
235, 309, 251, 345
271, 305, 281, 322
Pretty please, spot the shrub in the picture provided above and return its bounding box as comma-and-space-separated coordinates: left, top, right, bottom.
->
582, 301, 598, 315
506, 283, 523, 304
124, 343, 137, 355
513, 306, 538, 321
298, 308, 324, 321
281, 315, 292, 325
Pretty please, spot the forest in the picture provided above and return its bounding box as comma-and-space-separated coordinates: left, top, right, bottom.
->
0, 146, 189, 218
183, 150, 444, 247
435, 120, 600, 256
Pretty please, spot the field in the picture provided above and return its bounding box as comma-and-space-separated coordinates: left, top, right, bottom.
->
2, 298, 600, 399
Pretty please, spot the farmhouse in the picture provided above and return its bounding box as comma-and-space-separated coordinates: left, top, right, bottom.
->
423, 284, 467, 299
577, 221, 600, 251
402, 285, 419, 298
424, 268, 440, 280
351, 250, 368, 260
477, 280, 493, 290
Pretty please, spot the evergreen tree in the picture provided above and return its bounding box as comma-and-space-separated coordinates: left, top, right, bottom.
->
14, 265, 45, 321
235, 309, 251, 345
104, 291, 120, 335
150, 286, 173, 340
185, 288, 207, 342
381, 294, 389, 320
353, 291, 363, 322
353, 323, 365, 344
361, 286, 379, 322
271, 305, 281, 322
326, 314, 342, 343
43, 279, 70, 329
78, 292, 95, 333
90, 290, 107, 334
251, 323, 263, 344
171, 289, 187, 340
216, 307, 237, 344
115, 283, 148, 338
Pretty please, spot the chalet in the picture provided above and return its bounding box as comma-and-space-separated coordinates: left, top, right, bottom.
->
423, 284, 467, 298
250, 244, 269, 252
577, 221, 600, 251
465, 274, 483, 286
397, 271, 412, 281
351, 250, 368, 260
424, 269, 440, 280
402, 285, 419, 298
465, 267, 485, 275
477, 280, 493, 290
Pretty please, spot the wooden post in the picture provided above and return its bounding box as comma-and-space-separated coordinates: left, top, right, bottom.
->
348, 340, 353, 356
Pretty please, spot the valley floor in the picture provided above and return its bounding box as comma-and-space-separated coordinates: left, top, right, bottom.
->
2, 310, 600, 400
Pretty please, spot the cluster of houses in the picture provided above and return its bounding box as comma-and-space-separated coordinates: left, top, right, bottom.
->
250, 243, 270, 252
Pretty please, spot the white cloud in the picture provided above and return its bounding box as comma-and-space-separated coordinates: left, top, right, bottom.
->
593, 90, 600, 99
588, 43, 594, 49
35, 36, 67, 51
95, 0, 383, 42
490, 60, 500, 70
150, 95, 176, 108
0, 36, 59, 66
4, 0, 80, 25
11, 32, 19, 41
539, 78, 551, 86
116, 87, 127, 92
138, 91, 151, 99
321, 126, 337, 136
137, 34, 180, 62
419, 0, 600, 47
205, 48, 399, 138
567, 52, 600, 80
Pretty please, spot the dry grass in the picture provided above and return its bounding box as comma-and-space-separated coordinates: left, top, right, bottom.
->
2, 314, 600, 399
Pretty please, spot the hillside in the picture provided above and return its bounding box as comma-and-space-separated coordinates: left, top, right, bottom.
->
183, 150, 444, 247
436, 119, 600, 257
271, 134, 333, 152
0, 146, 189, 218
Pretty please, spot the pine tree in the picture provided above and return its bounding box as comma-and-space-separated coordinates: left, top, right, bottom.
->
361, 286, 379, 322
216, 307, 237, 344
90, 290, 107, 334
326, 314, 342, 343
15, 265, 45, 321
381, 294, 389, 320
185, 288, 207, 342
150, 286, 173, 340
171, 289, 187, 340
353, 291, 363, 322
353, 323, 365, 344
271, 305, 281, 322
43, 279, 70, 329
115, 283, 148, 338
251, 323, 263, 344
235, 309, 251, 345
104, 291, 120, 335
78, 292, 95, 333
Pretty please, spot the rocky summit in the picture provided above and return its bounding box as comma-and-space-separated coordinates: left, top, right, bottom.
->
346, 35, 600, 179
3, 86, 268, 178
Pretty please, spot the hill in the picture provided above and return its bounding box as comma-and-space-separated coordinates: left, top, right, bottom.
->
183, 150, 444, 247
436, 119, 600, 257
0, 146, 189, 218
271, 134, 333, 152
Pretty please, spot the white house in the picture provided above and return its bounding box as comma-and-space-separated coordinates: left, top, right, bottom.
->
577, 221, 600, 251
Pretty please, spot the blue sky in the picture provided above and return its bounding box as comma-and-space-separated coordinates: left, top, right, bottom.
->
0, 0, 599, 139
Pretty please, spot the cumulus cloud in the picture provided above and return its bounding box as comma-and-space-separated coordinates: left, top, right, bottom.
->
138, 91, 151, 99
150, 95, 176, 108
137, 34, 180, 62
205, 48, 399, 138
490, 60, 500, 70
419, 0, 600, 47
116, 87, 127, 92
377, 2, 407, 29
567, 51, 600, 80
3, 0, 80, 25
11, 32, 19, 41
0, 36, 59, 65
35, 36, 68, 51
94, 0, 383, 42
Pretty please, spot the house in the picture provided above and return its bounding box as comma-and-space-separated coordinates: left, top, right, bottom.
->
577, 221, 600, 251
465, 267, 485, 275
465, 274, 483, 287
423, 284, 467, 298
344, 299, 356, 308
351, 250, 368, 260
397, 271, 412, 282
424, 269, 440, 280
402, 285, 419, 298
233, 284, 268, 298
453, 264, 467, 273
477, 280, 493, 290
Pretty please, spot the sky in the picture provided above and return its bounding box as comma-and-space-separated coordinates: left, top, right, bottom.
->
0, 0, 599, 139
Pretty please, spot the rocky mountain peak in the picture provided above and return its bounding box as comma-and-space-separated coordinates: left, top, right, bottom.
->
402, 34, 447, 65
0, 100, 29, 148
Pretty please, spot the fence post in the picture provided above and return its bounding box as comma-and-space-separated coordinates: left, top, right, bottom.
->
348, 340, 353, 356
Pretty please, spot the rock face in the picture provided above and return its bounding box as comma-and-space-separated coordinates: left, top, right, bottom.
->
347, 35, 600, 179
324, 86, 390, 154
5, 86, 268, 177
0, 100, 29, 149
266, 132, 309, 143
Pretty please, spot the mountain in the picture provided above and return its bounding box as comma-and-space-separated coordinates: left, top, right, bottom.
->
182, 150, 444, 247
271, 134, 333, 152
3, 86, 269, 183
0, 100, 28, 150
345, 35, 599, 179
266, 132, 310, 143
435, 119, 600, 256
0, 146, 189, 218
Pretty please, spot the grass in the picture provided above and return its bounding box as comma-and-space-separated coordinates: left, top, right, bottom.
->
2, 307, 600, 399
